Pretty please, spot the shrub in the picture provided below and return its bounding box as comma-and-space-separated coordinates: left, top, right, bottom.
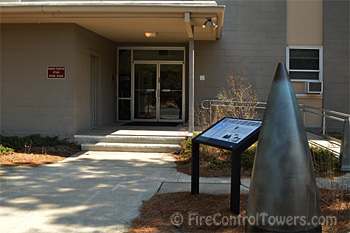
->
0, 145, 14, 155
216, 73, 260, 120
179, 137, 193, 160
241, 144, 257, 170
195, 74, 260, 132
0, 134, 71, 152
310, 146, 340, 175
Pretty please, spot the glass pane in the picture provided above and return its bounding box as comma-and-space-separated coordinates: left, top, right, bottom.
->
160, 64, 182, 90
289, 49, 319, 70
289, 72, 319, 80
290, 49, 319, 58
134, 50, 184, 61
118, 50, 131, 97
134, 64, 157, 119
160, 64, 183, 120
119, 76, 131, 98
118, 99, 131, 120
160, 91, 182, 120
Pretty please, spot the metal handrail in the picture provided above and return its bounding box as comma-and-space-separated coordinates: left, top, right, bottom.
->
201, 100, 267, 110
201, 99, 350, 171
302, 104, 350, 118
201, 99, 350, 137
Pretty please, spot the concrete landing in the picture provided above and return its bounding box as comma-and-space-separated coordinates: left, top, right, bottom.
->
75, 122, 189, 137
81, 142, 181, 153
307, 132, 341, 155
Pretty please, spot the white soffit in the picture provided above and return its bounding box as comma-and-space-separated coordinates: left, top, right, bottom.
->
0, 1, 225, 43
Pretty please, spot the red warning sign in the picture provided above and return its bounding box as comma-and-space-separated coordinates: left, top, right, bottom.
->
48, 67, 65, 79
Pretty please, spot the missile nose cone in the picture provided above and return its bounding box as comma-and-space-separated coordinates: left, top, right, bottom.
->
274, 62, 289, 81
246, 63, 321, 232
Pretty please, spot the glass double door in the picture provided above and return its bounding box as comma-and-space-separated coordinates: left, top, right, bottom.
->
134, 62, 183, 122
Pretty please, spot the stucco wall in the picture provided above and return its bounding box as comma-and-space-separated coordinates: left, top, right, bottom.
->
1, 24, 75, 138
73, 25, 116, 134
194, 0, 286, 106
323, 0, 350, 130
286, 0, 323, 45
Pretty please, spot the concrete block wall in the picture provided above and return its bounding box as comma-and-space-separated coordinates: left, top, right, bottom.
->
0, 23, 116, 138
194, 0, 286, 108
323, 0, 350, 130
1, 24, 75, 138
73, 25, 116, 134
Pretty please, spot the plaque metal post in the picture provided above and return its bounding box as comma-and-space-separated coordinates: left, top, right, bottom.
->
191, 140, 200, 195
231, 149, 242, 214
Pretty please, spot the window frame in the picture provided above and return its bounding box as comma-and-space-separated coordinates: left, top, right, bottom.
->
286, 45, 323, 82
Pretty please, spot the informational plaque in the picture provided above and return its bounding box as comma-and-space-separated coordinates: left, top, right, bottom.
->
194, 117, 262, 150
192, 117, 262, 214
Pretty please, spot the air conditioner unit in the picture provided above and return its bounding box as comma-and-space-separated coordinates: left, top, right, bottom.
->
305, 81, 323, 94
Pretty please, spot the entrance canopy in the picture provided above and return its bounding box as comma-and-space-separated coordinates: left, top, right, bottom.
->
0, 1, 225, 43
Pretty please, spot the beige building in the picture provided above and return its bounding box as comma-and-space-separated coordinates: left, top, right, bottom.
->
0, 0, 349, 138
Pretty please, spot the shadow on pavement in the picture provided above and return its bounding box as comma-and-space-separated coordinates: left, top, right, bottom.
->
0, 152, 179, 232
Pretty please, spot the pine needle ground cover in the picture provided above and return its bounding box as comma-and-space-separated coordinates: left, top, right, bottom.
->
130, 188, 349, 233
0, 134, 80, 167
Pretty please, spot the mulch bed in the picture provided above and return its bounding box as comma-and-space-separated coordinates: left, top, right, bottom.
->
174, 160, 252, 178
129, 188, 350, 233
0, 145, 80, 167
172, 149, 252, 178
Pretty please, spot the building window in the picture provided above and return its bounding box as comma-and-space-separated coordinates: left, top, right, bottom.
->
286, 46, 323, 81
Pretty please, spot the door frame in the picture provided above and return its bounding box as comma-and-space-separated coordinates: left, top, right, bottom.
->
116, 46, 186, 123
90, 53, 100, 128
132, 61, 185, 122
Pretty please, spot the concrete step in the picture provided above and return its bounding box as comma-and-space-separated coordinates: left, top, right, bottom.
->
75, 135, 185, 144
81, 142, 181, 153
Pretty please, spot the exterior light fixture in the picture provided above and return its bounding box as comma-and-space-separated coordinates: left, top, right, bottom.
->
145, 32, 157, 38
202, 18, 218, 30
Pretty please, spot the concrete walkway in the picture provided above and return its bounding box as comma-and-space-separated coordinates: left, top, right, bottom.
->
1, 151, 349, 233
0, 152, 180, 232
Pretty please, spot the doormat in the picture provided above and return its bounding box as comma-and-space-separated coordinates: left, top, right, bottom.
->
123, 122, 181, 127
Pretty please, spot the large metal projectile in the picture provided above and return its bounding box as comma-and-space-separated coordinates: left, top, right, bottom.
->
246, 63, 321, 232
